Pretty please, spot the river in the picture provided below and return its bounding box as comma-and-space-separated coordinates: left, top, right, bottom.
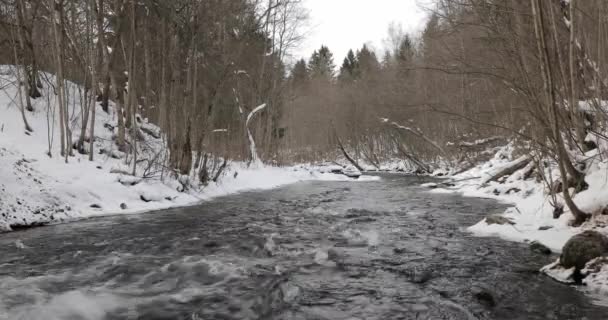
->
1, 174, 606, 319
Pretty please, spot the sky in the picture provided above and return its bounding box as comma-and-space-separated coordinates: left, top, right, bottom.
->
296, 0, 431, 64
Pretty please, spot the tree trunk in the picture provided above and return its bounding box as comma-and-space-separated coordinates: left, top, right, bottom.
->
531, 0, 589, 225
51, 0, 69, 160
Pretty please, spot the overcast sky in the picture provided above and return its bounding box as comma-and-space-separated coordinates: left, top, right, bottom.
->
296, 0, 430, 63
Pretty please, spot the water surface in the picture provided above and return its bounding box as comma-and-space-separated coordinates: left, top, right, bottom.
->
1, 174, 606, 319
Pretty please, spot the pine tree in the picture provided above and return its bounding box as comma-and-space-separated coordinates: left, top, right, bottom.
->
308, 45, 335, 80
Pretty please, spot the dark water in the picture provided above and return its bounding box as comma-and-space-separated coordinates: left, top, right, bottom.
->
1, 174, 607, 320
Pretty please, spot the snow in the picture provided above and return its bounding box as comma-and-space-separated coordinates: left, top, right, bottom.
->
583, 258, 608, 297
541, 259, 576, 284
0, 66, 379, 231
245, 103, 267, 164
579, 99, 608, 113
426, 141, 608, 299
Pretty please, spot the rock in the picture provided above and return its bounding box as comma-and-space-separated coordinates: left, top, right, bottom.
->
485, 214, 514, 225
472, 288, 496, 308
90, 204, 102, 209
120, 203, 127, 210
343, 168, 361, 179
327, 247, 344, 264
411, 269, 433, 284
530, 241, 552, 255
118, 176, 141, 186
506, 187, 521, 194
140, 193, 163, 202
328, 165, 344, 174
203, 241, 220, 248
561, 231, 608, 270
350, 217, 376, 224
553, 205, 564, 219
538, 226, 553, 231
393, 247, 408, 254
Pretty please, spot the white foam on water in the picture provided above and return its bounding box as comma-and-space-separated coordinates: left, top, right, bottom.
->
10, 290, 123, 320
14, 240, 27, 249
341, 229, 380, 247
313, 248, 329, 265
264, 233, 278, 254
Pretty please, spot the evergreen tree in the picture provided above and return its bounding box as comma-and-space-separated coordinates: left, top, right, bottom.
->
381, 50, 393, 69
308, 45, 336, 80
290, 58, 309, 87
395, 34, 415, 64
338, 49, 358, 83
355, 45, 380, 77
421, 13, 440, 60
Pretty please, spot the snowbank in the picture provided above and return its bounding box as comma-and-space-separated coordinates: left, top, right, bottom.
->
427, 143, 608, 297
426, 144, 608, 253
0, 66, 378, 231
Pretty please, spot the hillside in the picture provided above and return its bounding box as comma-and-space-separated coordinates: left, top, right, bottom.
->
0, 66, 373, 231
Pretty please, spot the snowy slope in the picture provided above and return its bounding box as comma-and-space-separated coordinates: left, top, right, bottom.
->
0, 66, 378, 231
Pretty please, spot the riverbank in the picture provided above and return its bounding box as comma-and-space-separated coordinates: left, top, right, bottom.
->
0, 67, 378, 232
426, 144, 608, 296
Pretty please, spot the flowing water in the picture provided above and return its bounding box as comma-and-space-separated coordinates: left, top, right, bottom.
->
1, 174, 607, 320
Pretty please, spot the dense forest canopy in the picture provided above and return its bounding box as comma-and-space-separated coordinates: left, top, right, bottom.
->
2, 0, 608, 224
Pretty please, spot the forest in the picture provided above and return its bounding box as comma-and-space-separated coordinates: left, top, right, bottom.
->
3, 0, 608, 317
0, 0, 607, 224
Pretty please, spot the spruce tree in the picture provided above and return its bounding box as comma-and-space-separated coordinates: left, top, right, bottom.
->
338, 49, 358, 82
381, 50, 393, 69
355, 45, 380, 77
308, 45, 336, 80
396, 34, 414, 64
290, 59, 309, 87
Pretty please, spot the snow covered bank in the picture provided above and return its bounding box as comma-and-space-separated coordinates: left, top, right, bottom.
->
0, 66, 378, 232
426, 143, 608, 296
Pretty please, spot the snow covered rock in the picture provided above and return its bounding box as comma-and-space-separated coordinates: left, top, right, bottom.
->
118, 176, 142, 186
421, 182, 438, 189
542, 231, 608, 284
140, 192, 164, 203
343, 166, 362, 179
561, 231, 608, 271
326, 165, 344, 174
